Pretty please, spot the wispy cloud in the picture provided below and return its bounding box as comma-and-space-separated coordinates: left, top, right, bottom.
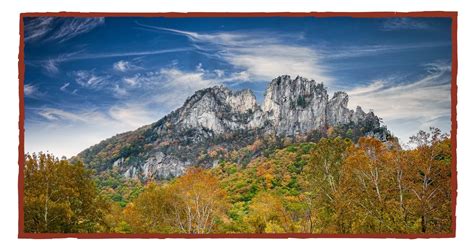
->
113, 60, 132, 72
24, 17, 104, 43
123, 76, 140, 86
73, 70, 110, 89
72, 69, 130, 98
24, 84, 38, 97
112, 60, 143, 72
35, 104, 159, 133
70, 48, 190, 61
321, 42, 450, 60
347, 61, 452, 143
108, 103, 158, 129
59, 82, 70, 92
27, 104, 161, 157
72, 63, 222, 111
26, 48, 190, 72
381, 18, 432, 31
138, 23, 331, 84
48, 18, 104, 43
24, 17, 55, 42
118, 64, 218, 109
346, 80, 385, 96
38, 108, 92, 122
25, 50, 85, 75
44, 59, 60, 74
24, 83, 47, 99
112, 84, 128, 98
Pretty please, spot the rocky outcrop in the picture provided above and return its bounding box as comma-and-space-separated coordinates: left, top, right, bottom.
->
262, 75, 328, 136
141, 152, 189, 179
76, 75, 389, 180
177, 85, 261, 134
327, 91, 352, 126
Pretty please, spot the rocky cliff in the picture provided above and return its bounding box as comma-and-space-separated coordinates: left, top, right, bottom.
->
75, 75, 390, 180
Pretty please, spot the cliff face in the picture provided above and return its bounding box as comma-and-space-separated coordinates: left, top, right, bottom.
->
177, 86, 261, 134
76, 75, 390, 180
262, 75, 328, 136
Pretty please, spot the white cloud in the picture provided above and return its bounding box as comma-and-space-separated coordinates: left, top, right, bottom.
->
24, 84, 38, 97
60, 82, 70, 92
74, 64, 222, 105
73, 70, 110, 89
113, 60, 138, 72
44, 59, 59, 74
382, 18, 432, 31
24, 17, 104, 43
27, 48, 191, 71
66, 48, 190, 61
224, 45, 328, 83
123, 76, 139, 86
108, 104, 158, 129
159, 66, 217, 90
322, 42, 450, 60
24, 83, 47, 99
118, 65, 218, 109
214, 69, 225, 78
47, 18, 104, 43
346, 62, 452, 144
112, 84, 128, 97
37, 108, 104, 123
27, 104, 162, 158
347, 80, 385, 96
139, 24, 330, 84
24, 17, 55, 42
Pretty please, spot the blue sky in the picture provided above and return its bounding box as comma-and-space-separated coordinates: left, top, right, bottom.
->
23, 16, 453, 157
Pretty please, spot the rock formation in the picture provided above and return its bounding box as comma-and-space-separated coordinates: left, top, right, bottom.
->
75, 75, 390, 180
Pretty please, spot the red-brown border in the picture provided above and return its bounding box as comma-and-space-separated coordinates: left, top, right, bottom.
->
18, 11, 458, 239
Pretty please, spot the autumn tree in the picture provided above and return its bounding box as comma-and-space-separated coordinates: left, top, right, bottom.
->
343, 137, 399, 233
122, 182, 175, 233
169, 168, 229, 234
23, 152, 109, 233
406, 128, 452, 233
245, 191, 290, 233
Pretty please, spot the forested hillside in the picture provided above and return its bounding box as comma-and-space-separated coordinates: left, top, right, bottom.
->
23, 128, 453, 234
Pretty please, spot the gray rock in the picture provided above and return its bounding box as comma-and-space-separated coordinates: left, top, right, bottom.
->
262, 75, 328, 136
327, 91, 352, 126
77, 75, 389, 180
177, 85, 262, 134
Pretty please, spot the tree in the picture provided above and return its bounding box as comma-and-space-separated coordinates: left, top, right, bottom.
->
122, 182, 175, 233
245, 191, 290, 233
301, 137, 352, 233
343, 137, 397, 233
406, 128, 452, 233
23, 153, 108, 233
169, 168, 229, 234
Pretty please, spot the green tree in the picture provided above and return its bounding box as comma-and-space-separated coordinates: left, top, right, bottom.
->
301, 137, 352, 233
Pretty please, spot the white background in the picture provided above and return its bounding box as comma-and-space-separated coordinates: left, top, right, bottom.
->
1, 0, 473, 251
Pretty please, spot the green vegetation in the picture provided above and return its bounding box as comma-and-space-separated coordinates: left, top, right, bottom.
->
23, 128, 453, 234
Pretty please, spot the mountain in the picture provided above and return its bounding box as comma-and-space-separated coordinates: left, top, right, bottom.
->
75, 75, 390, 180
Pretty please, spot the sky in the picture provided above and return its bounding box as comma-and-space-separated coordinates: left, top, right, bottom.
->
23, 16, 453, 157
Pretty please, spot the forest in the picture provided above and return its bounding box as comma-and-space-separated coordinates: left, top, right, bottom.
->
22, 127, 453, 234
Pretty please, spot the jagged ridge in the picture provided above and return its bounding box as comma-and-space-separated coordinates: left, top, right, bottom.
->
75, 75, 390, 180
